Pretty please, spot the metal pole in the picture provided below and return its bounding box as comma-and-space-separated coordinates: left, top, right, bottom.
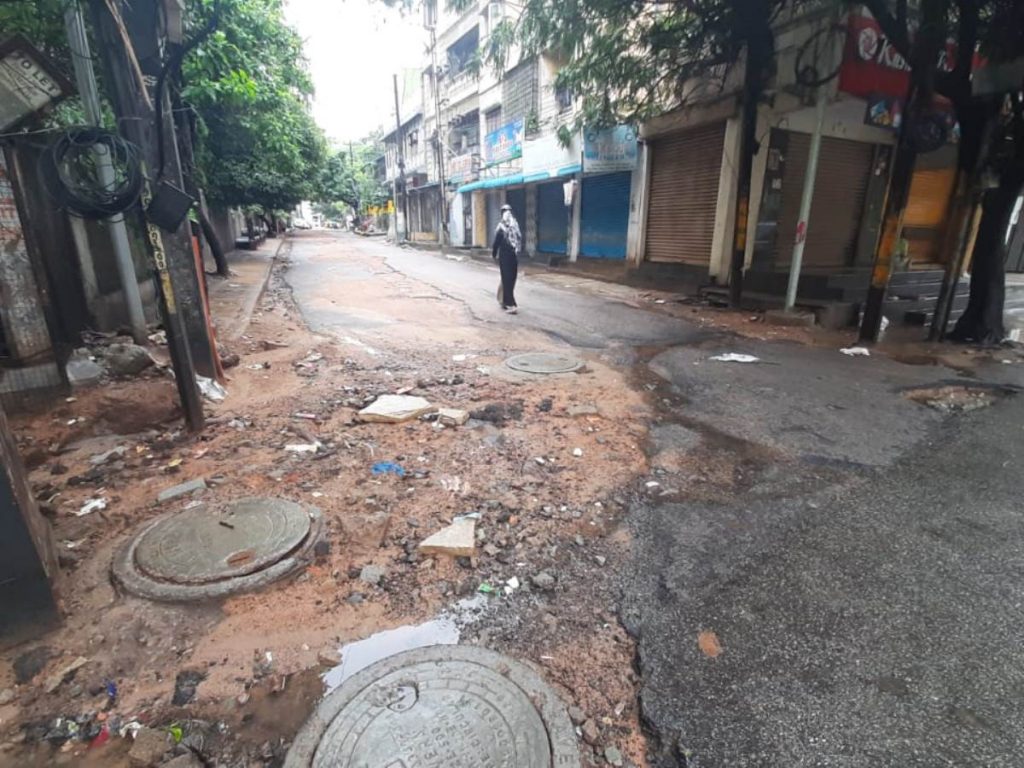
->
784, 83, 827, 310
428, 26, 449, 251
64, 1, 148, 344
392, 73, 407, 241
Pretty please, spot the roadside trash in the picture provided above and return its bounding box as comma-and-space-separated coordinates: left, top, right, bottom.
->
90, 446, 126, 466
419, 517, 476, 557
505, 576, 520, 594
285, 442, 322, 454
66, 349, 105, 388
171, 669, 206, 706
477, 582, 496, 594
148, 330, 167, 345
840, 346, 871, 357
104, 680, 117, 704
709, 353, 760, 363
358, 394, 435, 423
452, 354, 467, 362
76, 498, 107, 517
89, 725, 110, 749
196, 375, 227, 402
371, 461, 406, 477
247, 362, 270, 370
573, 448, 583, 457
292, 412, 318, 420
645, 481, 660, 488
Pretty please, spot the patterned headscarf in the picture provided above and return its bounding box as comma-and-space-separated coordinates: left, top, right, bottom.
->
499, 209, 523, 255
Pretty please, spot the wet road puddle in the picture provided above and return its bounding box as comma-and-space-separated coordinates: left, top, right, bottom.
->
321, 594, 488, 692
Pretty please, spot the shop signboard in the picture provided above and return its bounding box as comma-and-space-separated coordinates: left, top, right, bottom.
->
484, 119, 524, 165
582, 126, 637, 173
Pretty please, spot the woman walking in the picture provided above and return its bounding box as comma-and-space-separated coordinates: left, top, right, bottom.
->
492, 204, 522, 314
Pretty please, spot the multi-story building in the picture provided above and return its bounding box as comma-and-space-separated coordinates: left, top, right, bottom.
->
383, 0, 643, 263
383, 2, 967, 327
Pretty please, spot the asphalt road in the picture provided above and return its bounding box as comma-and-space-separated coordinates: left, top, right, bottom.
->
284, 231, 1024, 767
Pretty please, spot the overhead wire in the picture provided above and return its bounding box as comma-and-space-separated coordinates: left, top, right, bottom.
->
38, 126, 143, 218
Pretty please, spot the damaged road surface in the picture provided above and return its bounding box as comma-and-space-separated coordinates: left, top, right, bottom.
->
3, 229, 1024, 768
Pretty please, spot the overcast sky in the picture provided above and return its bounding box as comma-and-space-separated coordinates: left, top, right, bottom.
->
284, 0, 426, 145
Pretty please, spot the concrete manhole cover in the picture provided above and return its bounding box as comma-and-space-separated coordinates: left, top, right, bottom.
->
113, 497, 322, 601
505, 352, 584, 374
284, 645, 579, 768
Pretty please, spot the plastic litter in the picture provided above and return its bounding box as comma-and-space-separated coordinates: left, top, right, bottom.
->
709, 353, 760, 363
285, 443, 321, 454
840, 346, 871, 357
77, 498, 108, 517
477, 582, 496, 594
195, 375, 227, 402
371, 461, 406, 477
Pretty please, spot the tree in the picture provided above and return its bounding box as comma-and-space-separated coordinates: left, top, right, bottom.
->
315, 137, 390, 214
181, 0, 328, 213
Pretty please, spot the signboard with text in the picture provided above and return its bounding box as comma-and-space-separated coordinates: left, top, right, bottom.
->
484, 119, 524, 165
448, 152, 479, 183
582, 126, 637, 173
0, 36, 72, 131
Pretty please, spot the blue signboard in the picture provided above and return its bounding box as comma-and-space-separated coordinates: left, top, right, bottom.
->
583, 125, 638, 173
485, 119, 524, 165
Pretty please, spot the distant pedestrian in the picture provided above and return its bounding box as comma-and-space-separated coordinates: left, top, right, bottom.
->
492, 204, 522, 314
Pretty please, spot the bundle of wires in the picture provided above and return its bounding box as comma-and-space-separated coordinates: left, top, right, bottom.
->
39, 127, 143, 219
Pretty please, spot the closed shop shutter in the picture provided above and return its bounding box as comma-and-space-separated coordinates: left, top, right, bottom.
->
903, 166, 956, 264
486, 191, 502, 239
537, 180, 567, 254
775, 133, 874, 270
506, 187, 527, 235
581, 171, 632, 259
645, 122, 726, 265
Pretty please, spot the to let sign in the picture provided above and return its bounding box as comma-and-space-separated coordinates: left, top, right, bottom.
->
0, 37, 72, 131
484, 119, 524, 165
583, 126, 638, 173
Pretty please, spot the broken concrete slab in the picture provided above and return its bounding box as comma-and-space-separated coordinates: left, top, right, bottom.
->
357, 395, 435, 423
567, 403, 600, 417
419, 518, 477, 557
437, 408, 469, 426
157, 478, 208, 504
66, 350, 105, 388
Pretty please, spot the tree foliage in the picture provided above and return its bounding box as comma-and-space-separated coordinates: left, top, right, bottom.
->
182, 0, 328, 211
315, 137, 390, 212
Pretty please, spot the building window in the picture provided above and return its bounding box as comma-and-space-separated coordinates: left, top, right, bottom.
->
423, 0, 437, 29
486, 107, 502, 134
555, 84, 573, 112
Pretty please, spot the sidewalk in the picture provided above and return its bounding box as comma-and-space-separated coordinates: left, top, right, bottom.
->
206, 239, 283, 342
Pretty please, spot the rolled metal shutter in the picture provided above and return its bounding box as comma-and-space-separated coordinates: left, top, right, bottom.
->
581, 171, 631, 259
903, 166, 956, 264
537, 180, 567, 254
645, 123, 726, 265
775, 133, 873, 270
486, 191, 501, 240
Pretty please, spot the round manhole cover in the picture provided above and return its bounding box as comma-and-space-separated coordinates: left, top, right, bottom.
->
505, 352, 584, 374
113, 497, 322, 602
284, 645, 579, 768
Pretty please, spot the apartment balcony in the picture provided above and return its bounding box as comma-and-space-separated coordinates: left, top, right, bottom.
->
443, 67, 479, 106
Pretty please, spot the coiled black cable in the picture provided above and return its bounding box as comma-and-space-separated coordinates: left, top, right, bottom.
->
38, 126, 144, 219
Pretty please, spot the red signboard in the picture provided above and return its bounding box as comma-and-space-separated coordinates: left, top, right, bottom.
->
838, 12, 958, 100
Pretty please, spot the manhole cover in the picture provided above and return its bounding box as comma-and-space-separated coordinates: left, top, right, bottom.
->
284, 645, 579, 768
505, 352, 583, 374
113, 497, 322, 601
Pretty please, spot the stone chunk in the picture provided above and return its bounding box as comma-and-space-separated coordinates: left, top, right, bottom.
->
418, 518, 477, 558
157, 478, 208, 504
103, 343, 155, 376
129, 727, 172, 768
437, 408, 470, 426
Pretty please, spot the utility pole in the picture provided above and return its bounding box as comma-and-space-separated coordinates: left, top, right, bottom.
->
392, 73, 408, 241
89, 0, 205, 430
428, 25, 449, 250
64, 1, 148, 344
727, 39, 761, 306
